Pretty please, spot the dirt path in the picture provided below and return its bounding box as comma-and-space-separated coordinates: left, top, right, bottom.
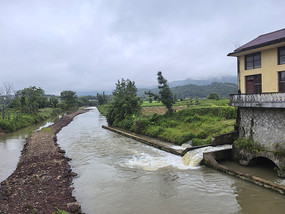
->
0, 109, 88, 214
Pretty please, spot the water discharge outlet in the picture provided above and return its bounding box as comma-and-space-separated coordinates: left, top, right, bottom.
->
182, 145, 232, 167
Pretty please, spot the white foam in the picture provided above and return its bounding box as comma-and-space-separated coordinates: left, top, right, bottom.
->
275, 179, 285, 186
125, 151, 196, 171
183, 145, 232, 167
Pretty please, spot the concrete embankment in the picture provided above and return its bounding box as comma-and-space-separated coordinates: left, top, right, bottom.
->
0, 109, 88, 214
203, 150, 285, 195
102, 126, 186, 156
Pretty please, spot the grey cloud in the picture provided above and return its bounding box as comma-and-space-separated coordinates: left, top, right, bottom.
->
0, 0, 285, 94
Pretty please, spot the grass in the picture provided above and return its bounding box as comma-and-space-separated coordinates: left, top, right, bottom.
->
139, 107, 236, 145
97, 105, 109, 116
142, 98, 230, 108
97, 98, 237, 146
141, 99, 231, 116
0, 107, 63, 133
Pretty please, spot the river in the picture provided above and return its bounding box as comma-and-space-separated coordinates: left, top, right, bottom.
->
0, 117, 58, 182
55, 108, 285, 214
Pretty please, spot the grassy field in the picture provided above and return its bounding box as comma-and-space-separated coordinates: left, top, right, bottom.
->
131, 106, 236, 146
141, 99, 230, 115
142, 99, 230, 107
99, 98, 237, 146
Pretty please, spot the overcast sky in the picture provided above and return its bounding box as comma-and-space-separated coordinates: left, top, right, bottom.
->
1, 0, 285, 94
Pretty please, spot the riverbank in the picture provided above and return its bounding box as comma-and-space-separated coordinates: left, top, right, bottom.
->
0, 107, 63, 133
0, 109, 88, 214
98, 104, 236, 146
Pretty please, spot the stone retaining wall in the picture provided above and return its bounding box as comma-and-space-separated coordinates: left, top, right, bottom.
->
239, 107, 285, 150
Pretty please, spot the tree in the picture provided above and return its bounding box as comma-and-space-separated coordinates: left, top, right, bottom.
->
107, 79, 141, 126
0, 82, 14, 119
145, 71, 174, 112
157, 71, 174, 112
78, 96, 89, 106
60, 90, 78, 109
97, 92, 107, 105
49, 97, 59, 108
208, 92, 220, 100
15, 86, 46, 113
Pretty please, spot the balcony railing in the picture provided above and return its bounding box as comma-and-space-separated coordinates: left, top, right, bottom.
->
230, 93, 285, 108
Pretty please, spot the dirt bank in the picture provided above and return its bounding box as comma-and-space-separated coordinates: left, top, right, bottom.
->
0, 109, 88, 214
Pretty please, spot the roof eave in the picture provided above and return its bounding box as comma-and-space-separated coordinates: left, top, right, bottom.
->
227, 37, 285, 57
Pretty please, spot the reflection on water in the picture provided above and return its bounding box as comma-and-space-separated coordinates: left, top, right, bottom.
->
220, 160, 285, 185
57, 107, 285, 214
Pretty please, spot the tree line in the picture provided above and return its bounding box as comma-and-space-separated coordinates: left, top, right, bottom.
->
0, 84, 99, 120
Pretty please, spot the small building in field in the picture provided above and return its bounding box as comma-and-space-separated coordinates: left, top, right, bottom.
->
228, 28, 285, 177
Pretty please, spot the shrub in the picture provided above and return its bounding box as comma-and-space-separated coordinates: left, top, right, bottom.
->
131, 117, 149, 134
184, 114, 202, 123
178, 132, 196, 144
196, 130, 208, 139
192, 137, 211, 146
119, 117, 134, 130
233, 138, 264, 153
0, 120, 14, 132
149, 113, 161, 123
208, 92, 220, 100
145, 126, 165, 137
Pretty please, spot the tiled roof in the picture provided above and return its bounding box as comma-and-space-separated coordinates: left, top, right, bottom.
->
228, 28, 285, 55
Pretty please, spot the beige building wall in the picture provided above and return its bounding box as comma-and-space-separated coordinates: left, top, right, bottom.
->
239, 46, 285, 93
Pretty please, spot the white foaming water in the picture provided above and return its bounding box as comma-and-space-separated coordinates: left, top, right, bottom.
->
125, 148, 194, 171
124, 144, 232, 171
275, 179, 285, 186
182, 145, 232, 167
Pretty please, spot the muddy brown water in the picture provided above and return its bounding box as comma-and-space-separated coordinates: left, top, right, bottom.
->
0, 118, 58, 182
56, 108, 285, 214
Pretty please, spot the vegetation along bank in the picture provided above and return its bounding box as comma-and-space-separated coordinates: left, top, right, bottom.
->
0, 85, 95, 133
98, 72, 237, 147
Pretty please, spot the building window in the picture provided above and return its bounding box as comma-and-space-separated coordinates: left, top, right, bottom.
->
246, 74, 262, 94
245, 52, 261, 70
279, 71, 285, 92
278, 46, 285, 65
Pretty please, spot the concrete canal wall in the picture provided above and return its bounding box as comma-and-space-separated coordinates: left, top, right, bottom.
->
203, 150, 285, 196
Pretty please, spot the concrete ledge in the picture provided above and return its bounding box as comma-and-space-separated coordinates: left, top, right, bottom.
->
203, 150, 285, 195
102, 125, 185, 156
211, 132, 237, 146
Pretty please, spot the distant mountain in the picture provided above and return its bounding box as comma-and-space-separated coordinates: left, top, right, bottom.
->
171, 82, 237, 99
138, 82, 238, 100
169, 76, 237, 87
76, 90, 112, 97
77, 76, 238, 97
